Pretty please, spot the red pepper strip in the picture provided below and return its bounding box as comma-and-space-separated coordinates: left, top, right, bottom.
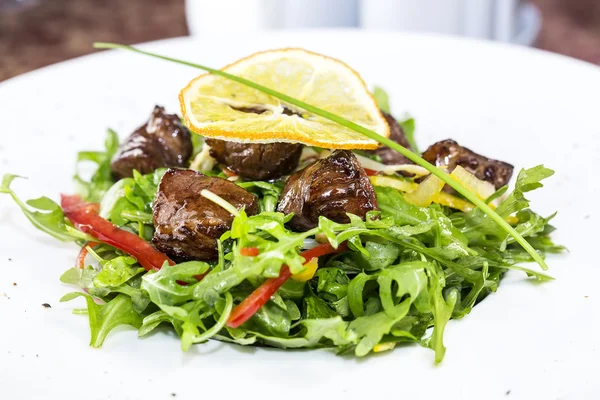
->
227, 266, 292, 329
240, 247, 260, 257
76, 241, 100, 269
300, 242, 348, 262
223, 167, 238, 178
364, 168, 379, 176
179, 247, 261, 286
61, 194, 174, 271
227, 242, 347, 328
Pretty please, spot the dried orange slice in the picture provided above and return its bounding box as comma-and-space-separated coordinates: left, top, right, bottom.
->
179, 48, 389, 150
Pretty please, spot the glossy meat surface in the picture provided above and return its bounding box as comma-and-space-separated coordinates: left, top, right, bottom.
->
206, 139, 303, 180
152, 169, 258, 260
111, 106, 193, 179
422, 139, 514, 189
277, 150, 378, 231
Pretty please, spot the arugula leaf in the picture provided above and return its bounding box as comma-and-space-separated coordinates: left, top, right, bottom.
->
179, 293, 234, 351
61, 292, 143, 347
237, 180, 283, 213
349, 299, 411, 356
0, 174, 92, 242
399, 117, 419, 154
109, 281, 151, 314
351, 241, 400, 271
60, 266, 98, 288
100, 168, 165, 226
278, 279, 306, 301
314, 267, 349, 301
461, 166, 556, 253
347, 262, 430, 318
141, 261, 211, 306
250, 299, 292, 336
375, 186, 430, 226
426, 264, 458, 364
93, 256, 143, 287
74, 129, 119, 202
139, 310, 179, 337
373, 86, 390, 113
304, 294, 338, 319
255, 317, 354, 349
495, 165, 554, 217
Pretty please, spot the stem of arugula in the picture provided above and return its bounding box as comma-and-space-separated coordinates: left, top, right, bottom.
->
93, 42, 548, 271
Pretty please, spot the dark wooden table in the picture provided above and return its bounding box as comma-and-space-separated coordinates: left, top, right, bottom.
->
0, 0, 598, 82
0, 0, 188, 82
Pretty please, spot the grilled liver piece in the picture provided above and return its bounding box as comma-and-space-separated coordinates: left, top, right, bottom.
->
152, 169, 258, 260
111, 106, 193, 179
422, 139, 514, 189
205, 139, 303, 180
277, 150, 378, 231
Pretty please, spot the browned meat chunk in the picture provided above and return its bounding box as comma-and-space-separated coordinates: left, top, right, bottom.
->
205, 139, 303, 180
422, 139, 514, 189
110, 106, 193, 179
277, 150, 378, 231
364, 112, 414, 165
152, 169, 258, 260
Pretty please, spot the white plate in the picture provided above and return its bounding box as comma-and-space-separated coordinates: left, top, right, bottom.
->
0, 31, 598, 400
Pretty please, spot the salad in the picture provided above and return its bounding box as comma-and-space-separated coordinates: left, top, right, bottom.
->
0, 46, 563, 363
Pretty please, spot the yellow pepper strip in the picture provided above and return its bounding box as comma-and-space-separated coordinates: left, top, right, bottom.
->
404, 174, 445, 207
373, 342, 396, 352
370, 175, 519, 224
291, 257, 319, 282
371, 176, 473, 211
433, 191, 474, 212
370, 175, 417, 192
450, 165, 495, 201
506, 215, 519, 225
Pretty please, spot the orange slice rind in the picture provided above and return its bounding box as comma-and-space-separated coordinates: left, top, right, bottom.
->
179, 48, 389, 150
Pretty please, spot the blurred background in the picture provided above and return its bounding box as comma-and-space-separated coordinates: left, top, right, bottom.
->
1, 0, 599, 82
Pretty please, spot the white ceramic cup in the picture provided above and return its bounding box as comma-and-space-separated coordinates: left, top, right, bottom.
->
186, 0, 359, 33
359, 0, 540, 45
185, 0, 540, 45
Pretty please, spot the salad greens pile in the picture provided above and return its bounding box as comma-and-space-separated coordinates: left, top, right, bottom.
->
1, 119, 563, 363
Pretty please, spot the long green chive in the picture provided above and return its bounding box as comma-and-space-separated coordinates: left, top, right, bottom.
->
200, 189, 240, 217
93, 42, 548, 271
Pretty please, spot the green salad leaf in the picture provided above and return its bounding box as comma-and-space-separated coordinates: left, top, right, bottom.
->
399, 117, 419, 153
61, 292, 143, 347
373, 86, 390, 113
74, 128, 119, 202
372, 86, 419, 152
100, 168, 165, 227
0, 174, 92, 242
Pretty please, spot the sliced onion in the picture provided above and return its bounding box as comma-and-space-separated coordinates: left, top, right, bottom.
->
299, 147, 320, 163
450, 165, 495, 202
404, 174, 445, 207
370, 175, 475, 212
370, 175, 417, 192
354, 154, 430, 177
302, 237, 320, 250
190, 143, 216, 172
